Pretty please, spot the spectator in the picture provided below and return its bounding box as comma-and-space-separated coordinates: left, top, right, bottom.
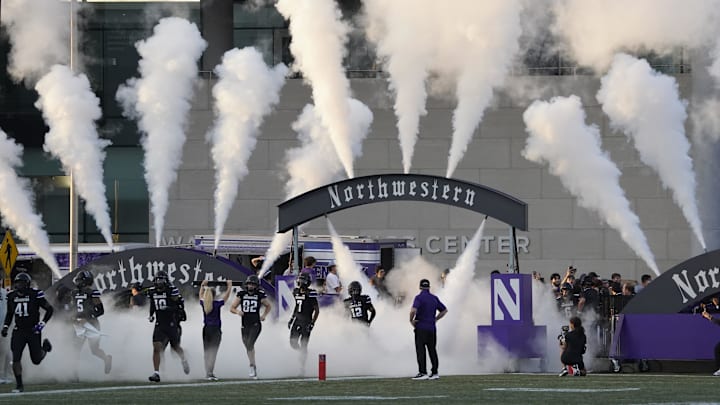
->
129, 283, 147, 308
283, 256, 297, 276
440, 268, 451, 287
370, 266, 391, 298
559, 316, 587, 376
324, 263, 342, 296
410, 279, 447, 380
635, 274, 652, 294
300, 256, 317, 284
609, 273, 623, 295
550, 273, 562, 298
250, 256, 265, 274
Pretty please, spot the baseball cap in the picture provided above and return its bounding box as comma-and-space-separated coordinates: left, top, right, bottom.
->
419, 279, 430, 289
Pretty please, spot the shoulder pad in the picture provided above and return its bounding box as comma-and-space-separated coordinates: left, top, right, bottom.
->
35, 289, 45, 299
170, 287, 180, 296
91, 290, 102, 298
308, 289, 318, 298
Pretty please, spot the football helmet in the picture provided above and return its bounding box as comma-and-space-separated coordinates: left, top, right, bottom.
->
348, 281, 362, 297
73, 270, 94, 288
297, 272, 311, 288
245, 275, 259, 292
154, 270, 169, 289
14, 272, 31, 292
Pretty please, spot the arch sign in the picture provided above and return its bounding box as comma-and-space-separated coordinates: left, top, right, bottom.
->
278, 174, 528, 233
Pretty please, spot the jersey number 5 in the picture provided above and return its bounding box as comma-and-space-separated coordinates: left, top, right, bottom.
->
76, 298, 85, 313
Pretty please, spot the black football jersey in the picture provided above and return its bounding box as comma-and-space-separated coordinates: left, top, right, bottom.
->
236, 289, 267, 326
292, 287, 318, 323
4, 289, 53, 330
73, 287, 102, 320
149, 286, 182, 326
557, 296, 578, 319
344, 294, 373, 323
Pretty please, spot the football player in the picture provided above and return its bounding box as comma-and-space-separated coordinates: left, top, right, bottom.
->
147, 270, 189, 382
2, 272, 54, 393
230, 275, 272, 379
72, 270, 112, 374
288, 272, 319, 370
343, 281, 376, 325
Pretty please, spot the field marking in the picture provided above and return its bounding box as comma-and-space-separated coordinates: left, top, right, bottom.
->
0, 376, 377, 398
486, 388, 640, 393
268, 395, 448, 401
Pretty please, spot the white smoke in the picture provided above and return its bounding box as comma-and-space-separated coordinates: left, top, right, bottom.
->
35, 65, 114, 249
437, 218, 486, 349
0, 130, 60, 278
259, 100, 373, 277
116, 17, 207, 247
209, 47, 288, 251
276, 0, 360, 179
552, 0, 720, 72
597, 53, 706, 250
0, 0, 70, 84
522, 95, 659, 275
363, 0, 433, 174
326, 218, 376, 299
443, 0, 523, 178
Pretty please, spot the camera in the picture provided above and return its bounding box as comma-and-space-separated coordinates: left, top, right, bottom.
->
557, 325, 570, 343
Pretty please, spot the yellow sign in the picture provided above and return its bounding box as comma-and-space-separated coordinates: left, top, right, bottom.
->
0, 230, 18, 277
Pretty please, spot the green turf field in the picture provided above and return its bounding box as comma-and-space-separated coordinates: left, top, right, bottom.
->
0, 374, 716, 404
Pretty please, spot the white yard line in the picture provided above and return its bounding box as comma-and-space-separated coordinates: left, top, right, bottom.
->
268, 395, 449, 401
486, 387, 640, 393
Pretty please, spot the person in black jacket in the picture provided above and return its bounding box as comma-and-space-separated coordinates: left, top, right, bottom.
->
559, 316, 587, 376
1, 272, 54, 393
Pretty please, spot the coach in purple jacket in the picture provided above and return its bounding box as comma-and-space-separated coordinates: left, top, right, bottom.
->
409, 278, 448, 380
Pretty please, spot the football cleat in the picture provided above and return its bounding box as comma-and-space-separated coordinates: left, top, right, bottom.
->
11, 386, 23, 393
148, 373, 160, 383
411, 373, 428, 380
206, 373, 218, 381
249, 366, 257, 379
611, 359, 621, 373
42, 339, 52, 353
428, 373, 440, 380
713, 369, 720, 376
182, 359, 190, 375
558, 368, 569, 377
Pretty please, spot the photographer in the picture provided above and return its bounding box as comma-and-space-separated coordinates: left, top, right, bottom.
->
558, 316, 587, 377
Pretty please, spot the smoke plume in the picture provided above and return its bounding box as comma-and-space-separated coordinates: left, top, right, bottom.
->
35, 65, 114, 249
552, 0, 720, 72
259, 100, 373, 277
0, 0, 70, 85
363, 0, 433, 174
443, 0, 523, 178
597, 53, 706, 250
116, 17, 207, 247
522, 95, 659, 275
276, 0, 361, 179
327, 218, 377, 299
0, 129, 60, 278
209, 47, 288, 250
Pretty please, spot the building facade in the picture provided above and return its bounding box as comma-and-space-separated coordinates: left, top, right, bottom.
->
0, 0, 709, 281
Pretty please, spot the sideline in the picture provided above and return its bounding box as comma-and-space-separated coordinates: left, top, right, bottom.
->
0, 376, 378, 398
268, 395, 449, 401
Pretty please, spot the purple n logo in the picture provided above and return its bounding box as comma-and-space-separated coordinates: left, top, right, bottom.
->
491, 274, 533, 325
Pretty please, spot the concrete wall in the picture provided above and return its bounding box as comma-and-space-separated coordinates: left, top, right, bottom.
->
161, 74, 703, 282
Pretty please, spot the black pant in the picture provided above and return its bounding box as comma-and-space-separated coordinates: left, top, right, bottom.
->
561, 350, 585, 370
11, 329, 45, 364
241, 323, 261, 351
414, 328, 438, 375
715, 341, 720, 369
202, 325, 222, 374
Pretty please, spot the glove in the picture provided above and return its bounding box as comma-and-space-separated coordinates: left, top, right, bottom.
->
305, 322, 314, 333
1, 326, 7, 338
148, 315, 155, 323
34, 322, 45, 333
287, 317, 295, 330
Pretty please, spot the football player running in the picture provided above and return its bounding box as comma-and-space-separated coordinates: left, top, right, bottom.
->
71, 270, 112, 374
2, 272, 54, 393
343, 281, 376, 326
230, 275, 272, 379
288, 272, 319, 371
147, 270, 189, 382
